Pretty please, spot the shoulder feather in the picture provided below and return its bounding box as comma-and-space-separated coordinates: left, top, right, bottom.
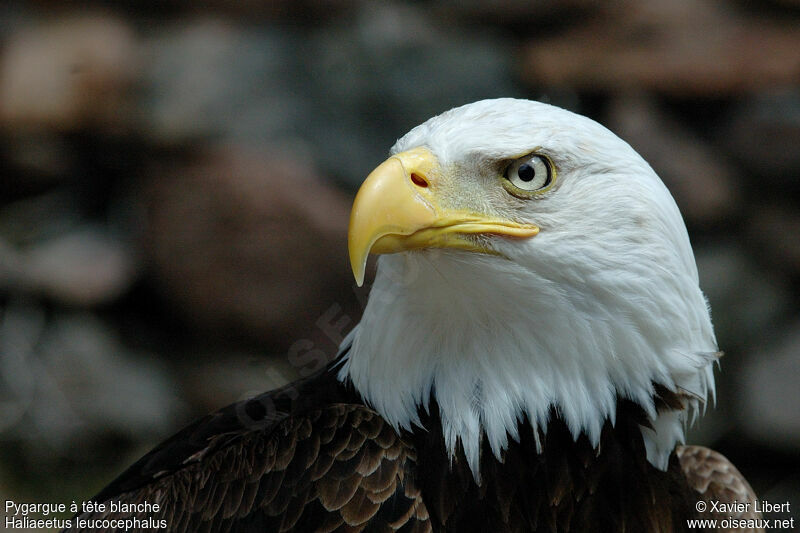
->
65, 355, 431, 532
677, 445, 763, 533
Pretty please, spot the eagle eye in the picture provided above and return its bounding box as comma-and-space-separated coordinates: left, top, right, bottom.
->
503, 153, 554, 196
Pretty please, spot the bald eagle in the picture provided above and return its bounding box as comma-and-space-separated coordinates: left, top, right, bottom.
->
67, 99, 761, 532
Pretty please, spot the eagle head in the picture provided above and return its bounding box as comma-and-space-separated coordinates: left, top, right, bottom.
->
340, 98, 717, 478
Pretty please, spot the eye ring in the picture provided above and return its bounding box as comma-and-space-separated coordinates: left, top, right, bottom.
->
502, 153, 555, 197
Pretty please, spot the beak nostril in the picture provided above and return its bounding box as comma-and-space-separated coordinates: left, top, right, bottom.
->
410, 173, 428, 188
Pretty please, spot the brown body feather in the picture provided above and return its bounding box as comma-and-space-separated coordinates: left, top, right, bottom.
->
677, 445, 764, 533
65, 358, 758, 532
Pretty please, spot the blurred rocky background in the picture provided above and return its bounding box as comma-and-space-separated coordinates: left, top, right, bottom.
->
0, 0, 798, 527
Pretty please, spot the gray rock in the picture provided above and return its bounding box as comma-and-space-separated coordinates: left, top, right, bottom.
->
0, 195, 137, 306
23, 226, 138, 306
738, 324, 800, 451
745, 204, 800, 278
140, 19, 312, 145
307, 2, 520, 185
0, 13, 137, 131
522, 0, 800, 95
0, 301, 182, 458
1, 130, 76, 184
717, 90, 800, 185
695, 243, 791, 352
178, 354, 298, 414
0, 190, 81, 245
606, 94, 741, 226
432, 0, 599, 24
139, 7, 519, 185
142, 143, 354, 347
40, 313, 182, 441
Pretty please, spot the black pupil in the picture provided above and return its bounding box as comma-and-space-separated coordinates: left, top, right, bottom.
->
517, 163, 535, 182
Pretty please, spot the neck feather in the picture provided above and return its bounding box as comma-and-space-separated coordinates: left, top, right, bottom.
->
339, 251, 716, 479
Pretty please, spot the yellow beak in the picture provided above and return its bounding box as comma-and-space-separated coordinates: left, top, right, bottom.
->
348, 147, 540, 286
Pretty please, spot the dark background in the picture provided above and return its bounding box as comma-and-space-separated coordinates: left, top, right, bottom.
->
0, 0, 798, 528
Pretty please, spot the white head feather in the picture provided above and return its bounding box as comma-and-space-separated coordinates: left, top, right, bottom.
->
339, 98, 717, 479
